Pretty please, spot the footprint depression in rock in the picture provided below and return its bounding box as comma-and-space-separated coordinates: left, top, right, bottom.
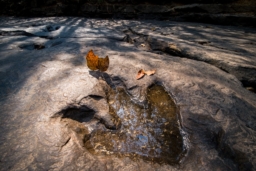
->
85, 84, 186, 165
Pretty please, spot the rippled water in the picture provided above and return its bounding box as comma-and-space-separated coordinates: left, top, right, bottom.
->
85, 84, 185, 164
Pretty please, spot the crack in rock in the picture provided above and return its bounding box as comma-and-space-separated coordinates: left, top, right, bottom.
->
124, 27, 256, 94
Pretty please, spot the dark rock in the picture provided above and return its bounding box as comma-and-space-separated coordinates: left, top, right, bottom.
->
0, 0, 256, 26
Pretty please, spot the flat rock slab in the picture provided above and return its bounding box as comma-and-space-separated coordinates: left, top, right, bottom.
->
0, 17, 256, 171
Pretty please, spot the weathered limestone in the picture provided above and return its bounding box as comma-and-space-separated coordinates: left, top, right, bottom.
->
0, 17, 256, 171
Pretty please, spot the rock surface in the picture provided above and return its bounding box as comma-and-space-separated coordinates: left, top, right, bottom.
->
0, 17, 256, 170
0, 0, 256, 26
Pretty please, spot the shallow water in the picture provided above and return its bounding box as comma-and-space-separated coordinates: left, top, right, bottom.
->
85, 84, 185, 164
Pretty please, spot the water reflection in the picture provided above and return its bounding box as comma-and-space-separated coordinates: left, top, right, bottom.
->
85, 84, 184, 164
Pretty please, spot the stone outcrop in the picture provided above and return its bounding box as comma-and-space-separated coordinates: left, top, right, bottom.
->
0, 17, 256, 170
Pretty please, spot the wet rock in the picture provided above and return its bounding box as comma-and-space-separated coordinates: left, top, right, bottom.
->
84, 84, 185, 164
0, 17, 256, 171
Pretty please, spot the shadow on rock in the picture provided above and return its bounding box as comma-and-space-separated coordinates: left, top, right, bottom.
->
89, 70, 125, 89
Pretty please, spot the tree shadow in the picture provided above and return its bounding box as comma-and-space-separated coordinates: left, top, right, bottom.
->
0, 17, 256, 171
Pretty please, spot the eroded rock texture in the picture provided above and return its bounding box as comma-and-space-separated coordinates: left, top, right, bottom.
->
0, 17, 256, 171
